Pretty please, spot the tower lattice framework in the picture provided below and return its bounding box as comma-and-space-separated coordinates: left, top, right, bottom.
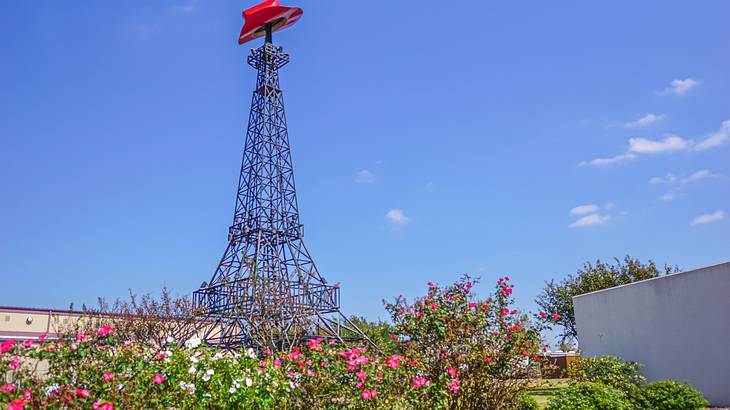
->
192, 36, 368, 350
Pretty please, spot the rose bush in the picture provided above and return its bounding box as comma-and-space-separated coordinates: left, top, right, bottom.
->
1, 277, 545, 409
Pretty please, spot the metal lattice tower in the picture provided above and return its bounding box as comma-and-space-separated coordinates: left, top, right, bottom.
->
191, 24, 369, 350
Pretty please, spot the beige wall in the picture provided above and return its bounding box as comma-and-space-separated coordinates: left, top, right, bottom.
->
0, 307, 85, 340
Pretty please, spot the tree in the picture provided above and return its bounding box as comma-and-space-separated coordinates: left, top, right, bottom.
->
536, 256, 679, 344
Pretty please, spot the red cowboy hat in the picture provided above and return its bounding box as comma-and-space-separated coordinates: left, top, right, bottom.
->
238, 0, 303, 45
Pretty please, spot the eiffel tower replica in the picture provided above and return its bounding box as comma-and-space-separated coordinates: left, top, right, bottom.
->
191, 0, 370, 350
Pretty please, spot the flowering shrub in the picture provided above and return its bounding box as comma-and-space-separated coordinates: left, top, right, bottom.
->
1, 277, 544, 409
385, 276, 543, 409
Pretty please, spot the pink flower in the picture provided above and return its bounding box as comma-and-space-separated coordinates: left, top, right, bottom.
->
74, 388, 89, 398
356, 371, 366, 381
23, 389, 32, 400
539, 311, 547, 317
0, 340, 16, 354
430, 303, 438, 310
447, 367, 457, 378
93, 401, 115, 410
412, 376, 428, 388
103, 372, 114, 382
153, 374, 165, 385
361, 389, 371, 400
96, 325, 114, 337
448, 378, 460, 394
307, 338, 323, 351
385, 355, 402, 369
5, 399, 25, 410
552, 313, 561, 320
38, 334, 47, 342
389, 334, 398, 341
70, 343, 78, 351
484, 357, 492, 363
0, 383, 15, 393
155, 352, 167, 360
319, 360, 328, 367
9, 356, 20, 370
468, 302, 477, 309
76, 332, 86, 341
371, 389, 378, 399
21, 340, 33, 349
273, 359, 282, 368
356, 382, 364, 389
522, 351, 530, 357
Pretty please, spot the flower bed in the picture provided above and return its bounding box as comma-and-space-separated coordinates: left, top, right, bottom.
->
1, 277, 546, 409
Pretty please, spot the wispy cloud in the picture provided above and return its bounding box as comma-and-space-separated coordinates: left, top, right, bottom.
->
579, 153, 635, 166
695, 120, 730, 151
386, 209, 411, 226
660, 190, 679, 202
354, 169, 375, 184
570, 204, 598, 216
628, 134, 689, 154
623, 113, 666, 129
171, 3, 197, 13
657, 78, 699, 96
691, 210, 725, 226
650, 169, 720, 202
569, 213, 611, 228
581, 120, 729, 166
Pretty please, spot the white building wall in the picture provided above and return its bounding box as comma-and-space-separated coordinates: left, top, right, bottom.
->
574, 261, 730, 406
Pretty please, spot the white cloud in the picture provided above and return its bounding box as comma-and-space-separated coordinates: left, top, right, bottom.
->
354, 169, 375, 184
628, 135, 689, 154
579, 153, 635, 166
650, 169, 719, 185
569, 213, 611, 228
695, 120, 730, 151
658, 78, 699, 96
581, 120, 729, 167
691, 210, 725, 226
649, 173, 678, 184
681, 169, 718, 184
624, 113, 665, 129
386, 209, 410, 226
570, 204, 598, 216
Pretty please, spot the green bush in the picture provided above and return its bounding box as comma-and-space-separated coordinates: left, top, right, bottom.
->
567, 355, 645, 393
513, 393, 540, 410
631, 380, 708, 410
545, 382, 632, 410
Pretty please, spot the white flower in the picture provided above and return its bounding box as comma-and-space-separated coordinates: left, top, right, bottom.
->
189, 356, 199, 364
184, 337, 201, 349
188, 365, 197, 375
212, 352, 223, 361
245, 377, 253, 387
45, 384, 60, 397
206, 369, 215, 376
245, 348, 256, 359
203, 393, 211, 398
178, 381, 196, 395
165, 336, 174, 345
228, 386, 237, 394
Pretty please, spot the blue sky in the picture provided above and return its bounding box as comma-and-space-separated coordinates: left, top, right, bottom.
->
1, 1, 728, 323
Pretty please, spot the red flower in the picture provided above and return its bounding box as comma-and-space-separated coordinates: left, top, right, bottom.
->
539, 311, 547, 317
74, 388, 89, 398
0, 383, 15, 393
551, 313, 561, 320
